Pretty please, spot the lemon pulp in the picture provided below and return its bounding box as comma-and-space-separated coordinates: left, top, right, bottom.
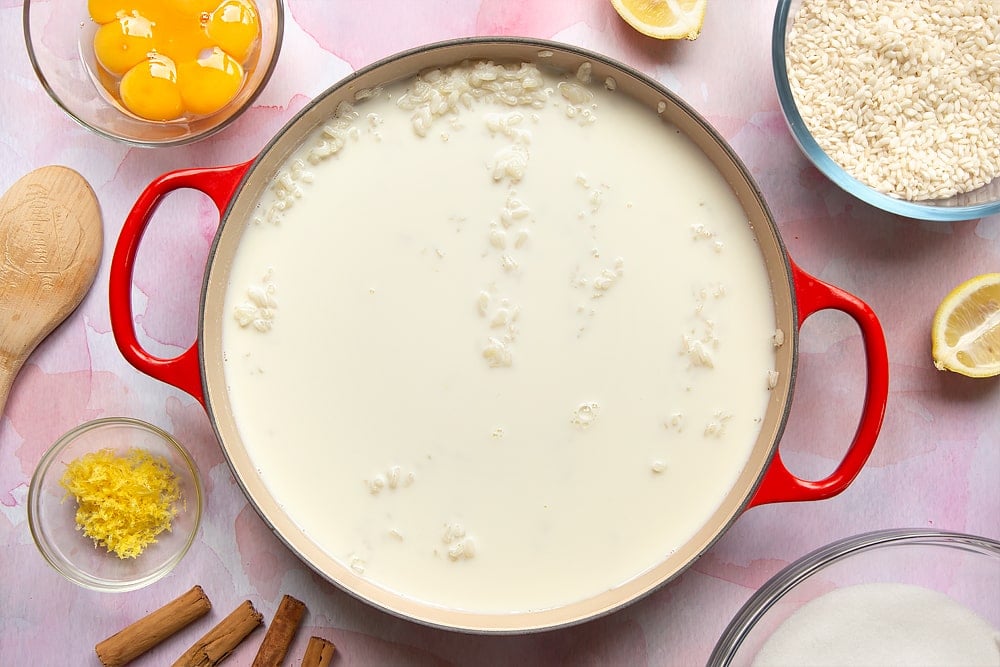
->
931, 273, 1000, 378
610, 0, 707, 40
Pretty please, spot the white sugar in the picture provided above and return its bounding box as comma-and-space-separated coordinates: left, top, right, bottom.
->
753, 582, 1000, 667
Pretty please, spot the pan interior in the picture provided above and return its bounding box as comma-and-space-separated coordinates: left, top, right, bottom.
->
202, 39, 795, 632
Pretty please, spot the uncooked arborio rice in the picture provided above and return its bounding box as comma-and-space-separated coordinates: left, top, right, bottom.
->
785, 0, 1000, 201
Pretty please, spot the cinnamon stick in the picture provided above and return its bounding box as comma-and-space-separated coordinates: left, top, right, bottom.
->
301, 636, 336, 667
251, 594, 307, 667
95, 585, 212, 667
172, 600, 264, 667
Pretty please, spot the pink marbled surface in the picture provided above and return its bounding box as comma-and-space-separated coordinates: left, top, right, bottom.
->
2, 1, 998, 665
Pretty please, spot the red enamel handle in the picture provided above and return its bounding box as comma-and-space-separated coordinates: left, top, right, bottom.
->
747, 260, 889, 508
109, 160, 253, 406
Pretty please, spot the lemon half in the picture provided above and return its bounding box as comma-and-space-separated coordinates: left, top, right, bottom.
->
610, 0, 707, 40
931, 273, 1000, 378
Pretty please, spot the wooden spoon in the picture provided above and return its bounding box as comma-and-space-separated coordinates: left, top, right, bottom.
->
0, 166, 102, 416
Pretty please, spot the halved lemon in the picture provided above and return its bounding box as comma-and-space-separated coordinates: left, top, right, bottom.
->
610, 0, 707, 40
931, 273, 1000, 378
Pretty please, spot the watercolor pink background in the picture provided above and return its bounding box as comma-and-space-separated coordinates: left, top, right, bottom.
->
2, 1, 998, 664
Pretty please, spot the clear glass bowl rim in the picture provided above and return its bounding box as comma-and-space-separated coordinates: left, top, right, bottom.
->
21, 0, 285, 148
26, 416, 204, 592
772, 0, 1000, 222
707, 528, 1000, 666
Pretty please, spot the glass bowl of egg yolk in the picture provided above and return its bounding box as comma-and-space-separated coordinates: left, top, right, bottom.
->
23, 0, 283, 146
27, 417, 204, 592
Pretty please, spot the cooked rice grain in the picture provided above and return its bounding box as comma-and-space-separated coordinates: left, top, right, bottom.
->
786, 0, 1000, 201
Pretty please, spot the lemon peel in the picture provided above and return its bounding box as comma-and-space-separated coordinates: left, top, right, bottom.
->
59, 448, 181, 559
931, 273, 1000, 378
610, 0, 707, 40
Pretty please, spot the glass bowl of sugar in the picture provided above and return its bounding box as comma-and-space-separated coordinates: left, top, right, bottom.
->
773, 0, 1000, 221
708, 529, 1000, 667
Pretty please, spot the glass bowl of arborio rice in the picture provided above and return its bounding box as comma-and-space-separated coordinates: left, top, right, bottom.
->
707, 529, 1000, 667
773, 0, 1000, 221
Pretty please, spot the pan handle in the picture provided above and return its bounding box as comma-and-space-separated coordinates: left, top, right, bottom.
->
109, 160, 254, 406
747, 260, 889, 508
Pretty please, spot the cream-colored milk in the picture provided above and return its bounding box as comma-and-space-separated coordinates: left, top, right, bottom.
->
222, 61, 779, 613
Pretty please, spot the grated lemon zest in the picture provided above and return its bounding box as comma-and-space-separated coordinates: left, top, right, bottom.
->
59, 448, 181, 559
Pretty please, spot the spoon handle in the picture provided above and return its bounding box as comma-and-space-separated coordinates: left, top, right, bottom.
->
0, 358, 18, 417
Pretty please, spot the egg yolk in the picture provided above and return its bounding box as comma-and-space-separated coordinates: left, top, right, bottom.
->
150, 11, 213, 63
178, 48, 244, 116
90, 0, 218, 24
89, 0, 261, 122
206, 0, 260, 63
169, 0, 224, 17
119, 53, 184, 121
88, 0, 124, 25
93, 13, 156, 75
